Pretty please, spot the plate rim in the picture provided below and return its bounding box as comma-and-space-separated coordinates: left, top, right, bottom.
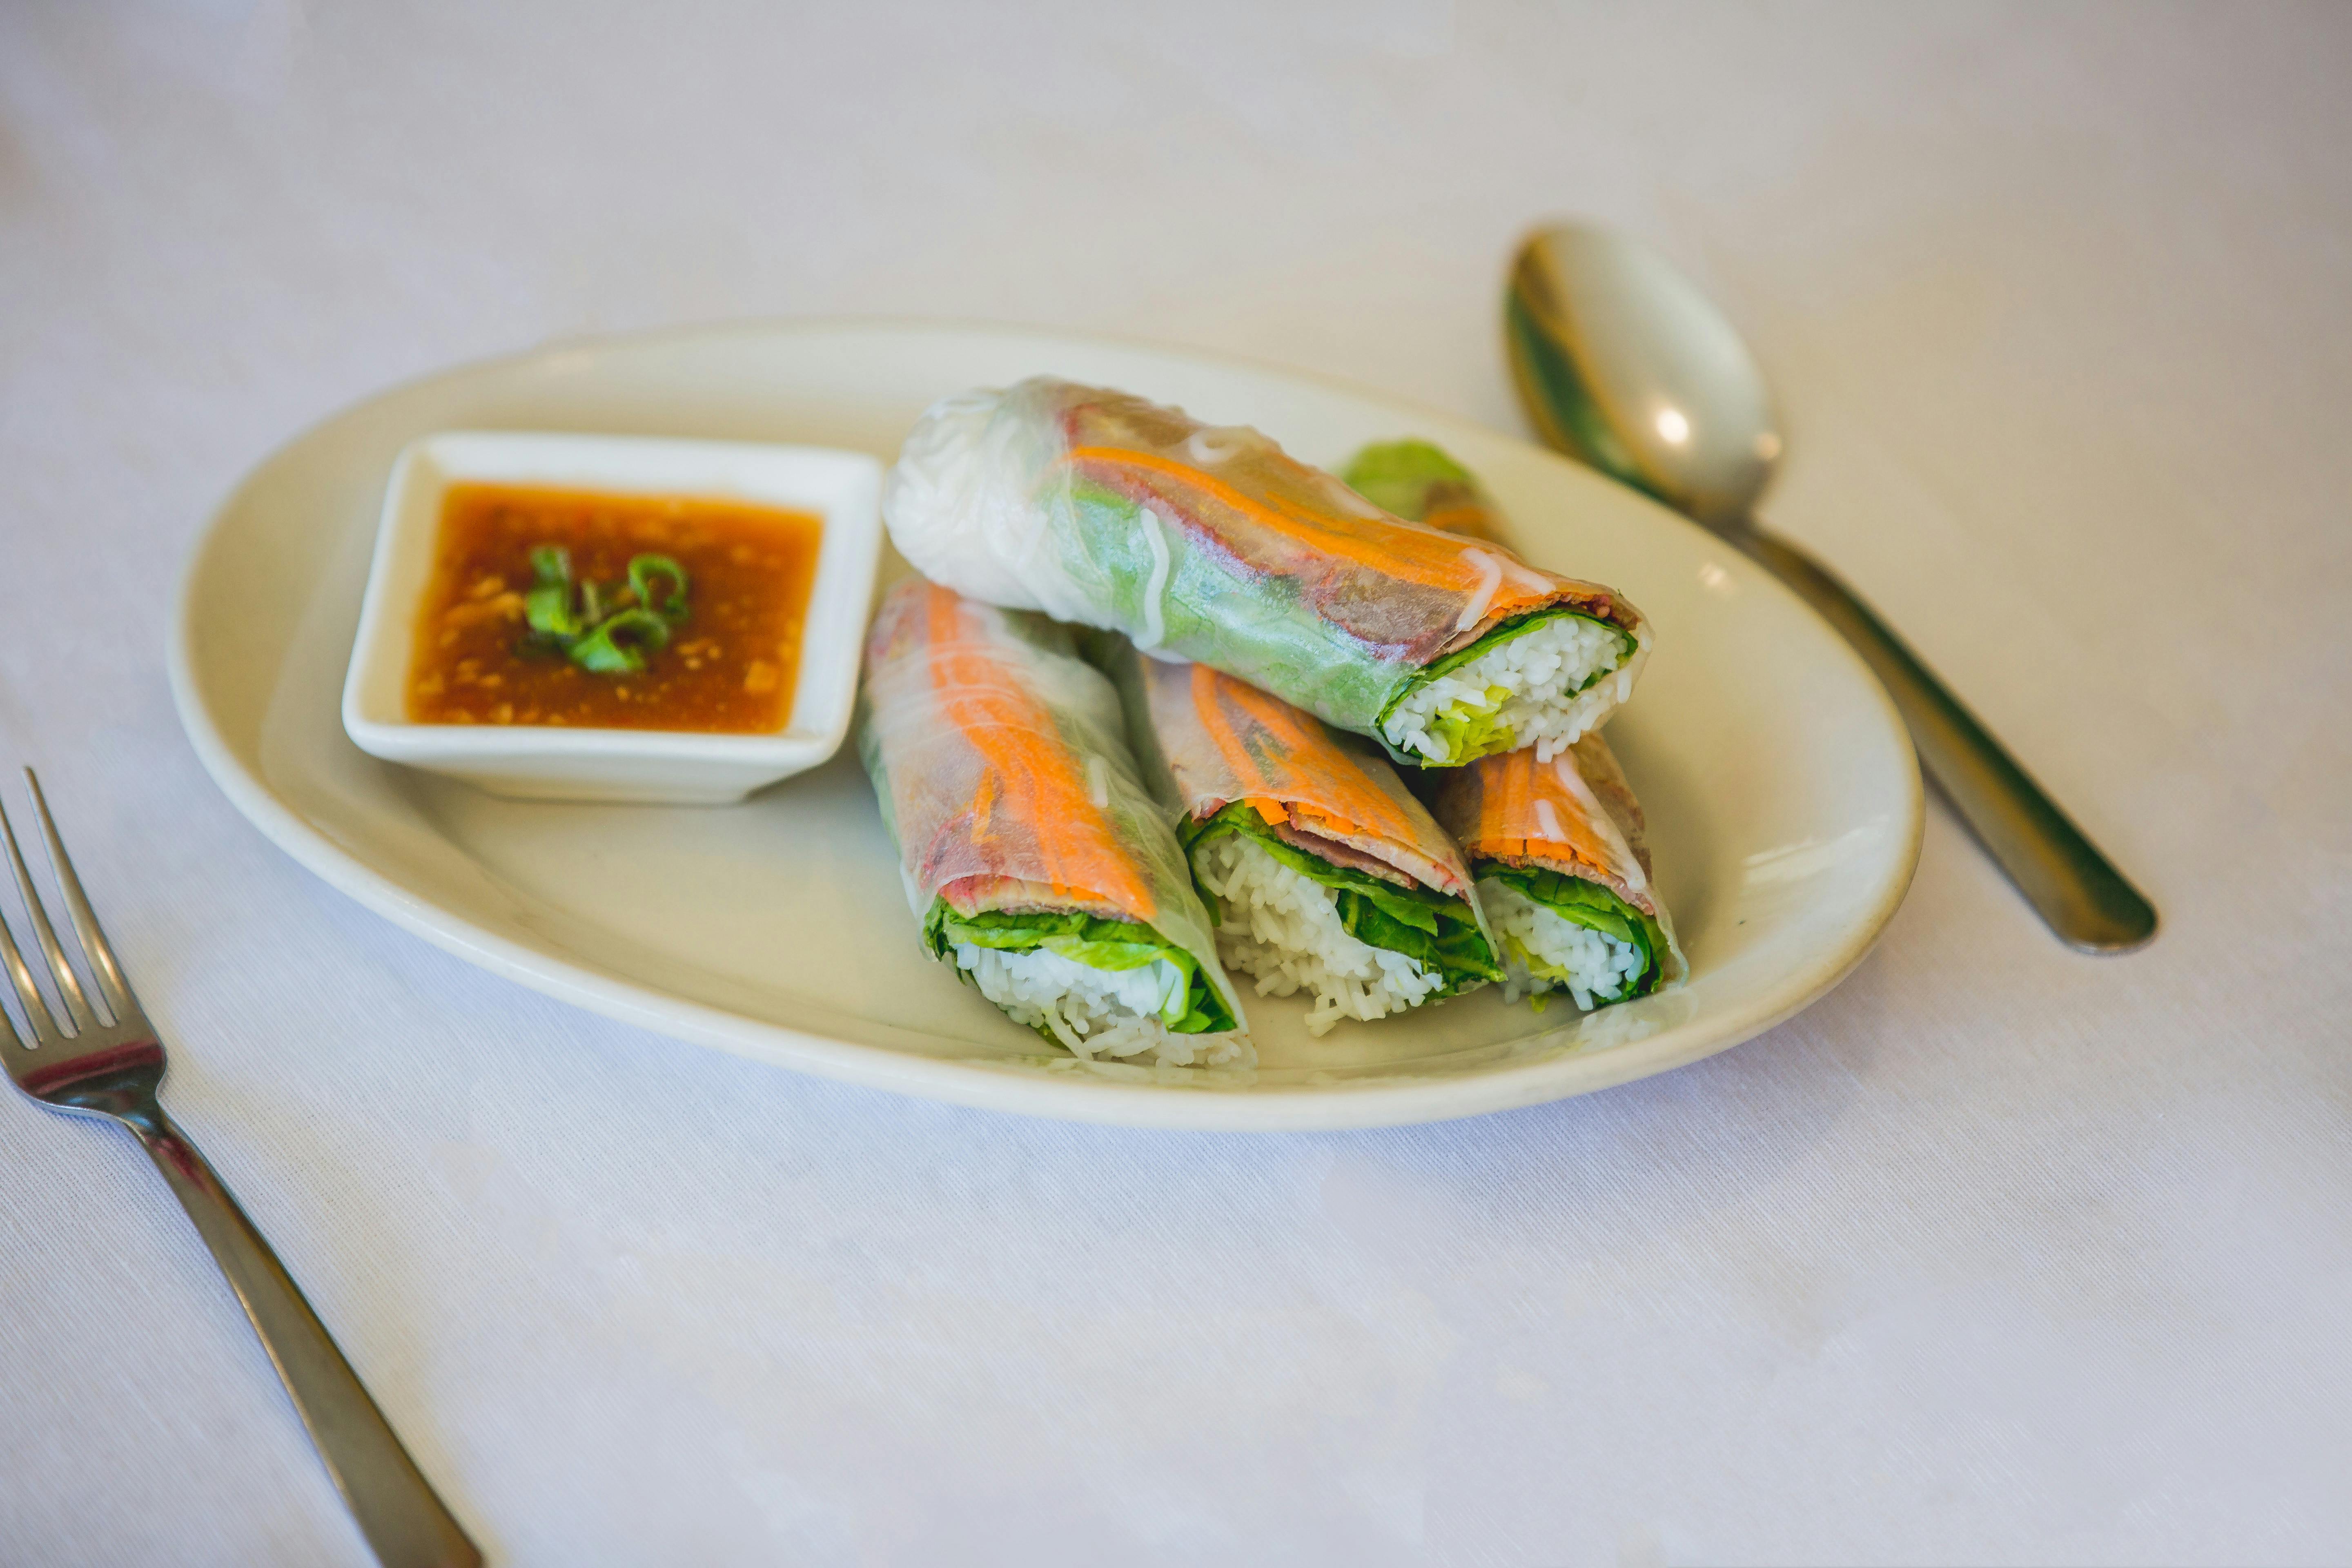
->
167, 316, 1922, 1131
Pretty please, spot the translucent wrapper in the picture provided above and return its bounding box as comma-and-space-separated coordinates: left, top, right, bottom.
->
883, 376, 1650, 762
858, 578, 1245, 1047
1113, 646, 1479, 901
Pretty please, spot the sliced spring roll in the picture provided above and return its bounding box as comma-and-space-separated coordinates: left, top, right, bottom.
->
1434, 739, 1687, 1008
1350, 437, 1687, 1009
1103, 642, 1502, 1036
859, 577, 1247, 1065
883, 376, 1650, 768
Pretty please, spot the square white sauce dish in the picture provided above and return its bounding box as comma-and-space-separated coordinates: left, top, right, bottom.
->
341, 430, 883, 804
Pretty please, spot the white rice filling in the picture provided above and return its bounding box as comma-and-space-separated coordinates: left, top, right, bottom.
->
952, 941, 1245, 1067
1479, 876, 1646, 1010
1380, 614, 1629, 764
1192, 833, 1446, 1037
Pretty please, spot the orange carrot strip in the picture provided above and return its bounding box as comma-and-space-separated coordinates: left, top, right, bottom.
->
1216, 673, 1420, 846
922, 585, 1150, 914
1459, 745, 1618, 873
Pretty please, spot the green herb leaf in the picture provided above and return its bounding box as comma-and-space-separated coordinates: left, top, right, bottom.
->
528, 544, 572, 588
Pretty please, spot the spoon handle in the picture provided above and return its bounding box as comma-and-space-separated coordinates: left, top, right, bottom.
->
1729, 526, 2156, 950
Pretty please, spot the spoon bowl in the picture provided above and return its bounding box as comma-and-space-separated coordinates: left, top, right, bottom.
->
1508, 225, 1781, 528
1505, 222, 2157, 952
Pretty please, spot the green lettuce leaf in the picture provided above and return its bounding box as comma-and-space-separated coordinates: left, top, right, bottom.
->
1421, 685, 1515, 764
1183, 804, 1501, 995
1479, 864, 1668, 998
922, 900, 1238, 1036
1339, 440, 1474, 519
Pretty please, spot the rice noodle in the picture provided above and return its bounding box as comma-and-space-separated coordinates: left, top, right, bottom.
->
1380, 612, 1630, 764
1135, 506, 1173, 650
1186, 427, 1246, 465
1454, 548, 1504, 632
1479, 877, 1645, 1011
1499, 553, 1556, 596
1192, 833, 1448, 1036
952, 942, 1251, 1067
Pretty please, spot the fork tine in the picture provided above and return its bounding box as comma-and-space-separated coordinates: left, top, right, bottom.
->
0, 865, 59, 1042
0, 973, 31, 1065
22, 771, 132, 1026
0, 789, 97, 1034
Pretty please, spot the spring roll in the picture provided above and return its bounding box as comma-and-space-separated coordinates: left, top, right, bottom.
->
1102, 642, 1501, 1036
1434, 739, 1688, 1007
859, 577, 1247, 1065
1348, 438, 1687, 1009
882, 376, 1650, 768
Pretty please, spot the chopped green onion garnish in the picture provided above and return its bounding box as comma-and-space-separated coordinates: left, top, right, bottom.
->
568, 608, 670, 674
515, 544, 692, 676
524, 583, 582, 639
630, 554, 689, 623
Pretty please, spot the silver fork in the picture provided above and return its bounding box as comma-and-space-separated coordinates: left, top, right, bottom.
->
0, 769, 482, 1568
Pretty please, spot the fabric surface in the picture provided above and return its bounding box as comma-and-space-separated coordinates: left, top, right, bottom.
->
1, 4, 2346, 1564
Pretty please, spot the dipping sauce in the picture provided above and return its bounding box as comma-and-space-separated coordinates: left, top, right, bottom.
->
408, 483, 822, 732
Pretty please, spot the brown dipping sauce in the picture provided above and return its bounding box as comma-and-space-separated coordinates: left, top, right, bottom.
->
408, 483, 822, 733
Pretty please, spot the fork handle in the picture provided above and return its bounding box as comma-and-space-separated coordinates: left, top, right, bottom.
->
127, 1107, 483, 1568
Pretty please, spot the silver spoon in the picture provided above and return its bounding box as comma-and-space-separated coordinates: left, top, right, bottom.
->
1506, 223, 2156, 952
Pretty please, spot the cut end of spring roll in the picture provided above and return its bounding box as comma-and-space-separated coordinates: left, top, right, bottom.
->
1187, 809, 1501, 1036
860, 578, 1250, 1067
883, 376, 1649, 768
1375, 606, 1646, 768
1436, 737, 1688, 1010
920, 902, 1239, 1062
1112, 647, 1501, 1036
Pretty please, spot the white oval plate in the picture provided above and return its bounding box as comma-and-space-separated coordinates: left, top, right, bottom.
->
170, 322, 1920, 1131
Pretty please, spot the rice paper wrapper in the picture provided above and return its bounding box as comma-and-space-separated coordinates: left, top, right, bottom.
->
1103, 640, 1479, 903
1434, 736, 1689, 987
882, 376, 1650, 749
858, 577, 1245, 1027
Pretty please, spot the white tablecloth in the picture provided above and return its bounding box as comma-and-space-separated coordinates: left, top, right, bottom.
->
2, 4, 2346, 1563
